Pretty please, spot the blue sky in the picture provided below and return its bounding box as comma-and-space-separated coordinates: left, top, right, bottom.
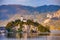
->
0, 0, 60, 6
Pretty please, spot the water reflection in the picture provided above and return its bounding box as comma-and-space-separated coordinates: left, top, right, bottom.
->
7, 33, 22, 38
0, 32, 60, 40
6, 32, 49, 40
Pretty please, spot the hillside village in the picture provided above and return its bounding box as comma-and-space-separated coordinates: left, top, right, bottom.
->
12, 16, 38, 33
6, 16, 50, 33
0, 5, 60, 34
43, 10, 60, 31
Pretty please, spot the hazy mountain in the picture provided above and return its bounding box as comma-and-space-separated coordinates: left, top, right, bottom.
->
36, 5, 60, 13
0, 5, 60, 20
43, 10, 60, 27
0, 5, 60, 26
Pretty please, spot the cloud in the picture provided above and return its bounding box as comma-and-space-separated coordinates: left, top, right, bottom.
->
0, 0, 3, 4
55, 0, 60, 4
16, 0, 29, 2
1, 0, 60, 6
1, 0, 30, 4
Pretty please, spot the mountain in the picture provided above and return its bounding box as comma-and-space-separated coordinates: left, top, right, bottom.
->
0, 5, 60, 21
43, 10, 60, 28
0, 5, 60, 27
36, 5, 60, 13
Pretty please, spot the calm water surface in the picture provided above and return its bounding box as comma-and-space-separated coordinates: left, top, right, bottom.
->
0, 33, 60, 40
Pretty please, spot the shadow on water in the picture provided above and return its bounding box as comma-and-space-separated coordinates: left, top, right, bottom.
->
7, 32, 22, 38
1, 32, 60, 40
6, 32, 50, 38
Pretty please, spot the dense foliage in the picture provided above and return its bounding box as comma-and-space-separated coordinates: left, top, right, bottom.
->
6, 19, 50, 33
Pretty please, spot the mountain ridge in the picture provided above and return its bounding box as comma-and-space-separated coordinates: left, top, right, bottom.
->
0, 5, 60, 13
0, 5, 60, 20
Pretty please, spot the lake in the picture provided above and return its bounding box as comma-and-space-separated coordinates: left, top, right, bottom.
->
0, 32, 60, 40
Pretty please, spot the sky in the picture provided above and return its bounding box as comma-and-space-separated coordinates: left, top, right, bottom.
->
0, 0, 60, 7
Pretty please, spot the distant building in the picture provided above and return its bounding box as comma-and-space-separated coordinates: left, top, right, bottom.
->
20, 16, 23, 21
47, 14, 52, 18
23, 19, 27, 22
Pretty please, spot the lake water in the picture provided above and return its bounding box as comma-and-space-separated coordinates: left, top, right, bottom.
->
0, 33, 60, 40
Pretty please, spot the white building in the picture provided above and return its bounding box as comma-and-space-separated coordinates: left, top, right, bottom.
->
47, 14, 52, 18
20, 16, 23, 21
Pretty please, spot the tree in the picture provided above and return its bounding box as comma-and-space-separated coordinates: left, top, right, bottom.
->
6, 19, 50, 33
6, 21, 15, 32
38, 24, 50, 32
27, 19, 33, 25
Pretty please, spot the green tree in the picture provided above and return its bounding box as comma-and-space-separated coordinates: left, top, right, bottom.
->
6, 21, 15, 32
38, 24, 50, 32
6, 19, 50, 33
